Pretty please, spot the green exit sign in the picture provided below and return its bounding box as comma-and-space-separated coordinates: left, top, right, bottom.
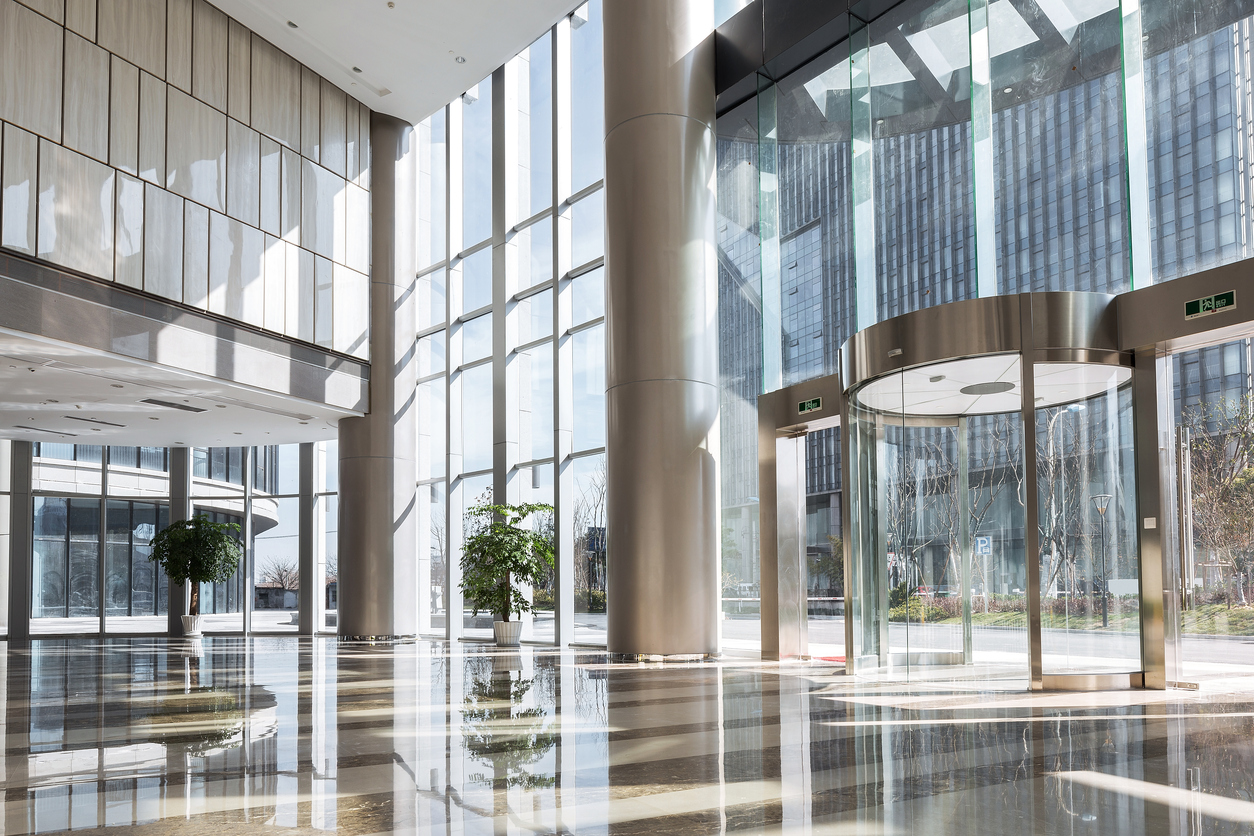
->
798, 397, 822, 415
1185, 290, 1236, 321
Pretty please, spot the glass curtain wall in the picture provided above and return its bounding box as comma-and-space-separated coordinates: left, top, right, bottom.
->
22, 442, 338, 637
417, 2, 607, 645
720, 0, 1254, 658
32, 445, 172, 635
251, 445, 300, 633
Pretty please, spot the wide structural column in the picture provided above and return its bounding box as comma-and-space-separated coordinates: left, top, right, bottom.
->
604, 0, 718, 656
338, 113, 418, 639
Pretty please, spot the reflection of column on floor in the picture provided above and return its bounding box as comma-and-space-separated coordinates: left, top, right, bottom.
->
778, 672, 812, 827
392, 644, 418, 831
311, 638, 337, 828
416, 641, 440, 830
2, 646, 27, 833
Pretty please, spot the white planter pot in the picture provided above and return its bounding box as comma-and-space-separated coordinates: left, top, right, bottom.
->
181, 615, 203, 637
493, 620, 522, 647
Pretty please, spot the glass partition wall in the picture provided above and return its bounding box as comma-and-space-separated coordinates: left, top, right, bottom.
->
846, 339, 1138, 688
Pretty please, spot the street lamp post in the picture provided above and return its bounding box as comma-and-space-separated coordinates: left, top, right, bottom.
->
1091, 494, 1113, 628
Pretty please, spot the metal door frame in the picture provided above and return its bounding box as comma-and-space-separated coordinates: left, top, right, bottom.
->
758, 374, 844, 661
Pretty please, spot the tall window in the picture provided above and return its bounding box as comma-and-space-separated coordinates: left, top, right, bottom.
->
419, 3, 607, 645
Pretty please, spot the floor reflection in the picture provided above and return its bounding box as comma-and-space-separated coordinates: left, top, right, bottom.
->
3, 637, 1254, 834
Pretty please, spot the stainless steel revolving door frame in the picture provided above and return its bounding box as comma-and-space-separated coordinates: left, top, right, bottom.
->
839, 292, 1143, 691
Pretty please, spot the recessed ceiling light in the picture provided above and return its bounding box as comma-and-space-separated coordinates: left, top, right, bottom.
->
111, 384, 124, 389
960, 382, 1015, 396
300, 421, 309, 425
1003, 87, 1012, 93
91, 428, 101, 431
233, 432, 243, 435
215, 404, 227, 409
455, 56, 466, 64
929, 375, 946, 384
287, 20, 298, 28
47, 399, 58, 403
149, 417, 159, 421
353, 66, 363, 73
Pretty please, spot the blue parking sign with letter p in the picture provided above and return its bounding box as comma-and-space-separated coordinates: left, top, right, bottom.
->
975, 536, 992, 555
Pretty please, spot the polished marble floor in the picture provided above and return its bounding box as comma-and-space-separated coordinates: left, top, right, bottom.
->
3, 637, 1254, 834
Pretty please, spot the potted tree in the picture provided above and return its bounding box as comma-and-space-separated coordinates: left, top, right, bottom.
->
149, 516, 243, 637
459, 500, 555, 646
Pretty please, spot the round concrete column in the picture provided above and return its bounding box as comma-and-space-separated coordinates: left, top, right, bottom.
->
603, 0, 719, 656
337, 113, 418, 639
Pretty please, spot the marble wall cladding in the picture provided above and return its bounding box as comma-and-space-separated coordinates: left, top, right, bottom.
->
264, 233, 285, 332
260, 137, 281, 236
115, 172, 146, 289
209, 211, 264, 328
0, 0, 370, 355
320, 82, 347, 179
315, 255, 333, 349
183, 200, 209, 306
167, 0, 192, 93
227, 20, 251, 123
139, 73, 166, 186
1, 124, 37, 254
333, 263, 369, 358
302, 159, 343, 261
346, 100, 359, 184
15, 0, 60, 23
0, 0, 63, 141
251, 38, 300, 150
98, 0, 166, 79
301, 68, 320, 162
346, 183, 369, 274
192, 0, 228, 111
280, 146, 300, 243
63, 34, 110, 162
166, 88, 225, 212
227, 119, 260, 227
65, 0, 95, 39
357, 110, 370, 190
37, 141, 116, 281
109, 57, 140, 175
144, 184, 183, 300
288, 241, 314, 341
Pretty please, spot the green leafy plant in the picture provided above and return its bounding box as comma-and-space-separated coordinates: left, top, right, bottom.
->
149, 516, 243, 616
460, 502, 556, 622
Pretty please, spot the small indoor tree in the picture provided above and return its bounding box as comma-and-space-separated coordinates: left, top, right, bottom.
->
459, 501, 555, 646
149, 516, 243, 637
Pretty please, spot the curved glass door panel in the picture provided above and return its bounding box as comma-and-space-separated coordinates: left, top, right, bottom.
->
849, 354, 1027, 687
1034, 362, 1140, 674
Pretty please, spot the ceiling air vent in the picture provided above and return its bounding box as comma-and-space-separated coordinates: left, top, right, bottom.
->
64, 415, 126, 428
141, 398, 208, 414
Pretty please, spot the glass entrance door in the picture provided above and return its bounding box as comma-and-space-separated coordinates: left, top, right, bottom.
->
1170, 337, 1254, 685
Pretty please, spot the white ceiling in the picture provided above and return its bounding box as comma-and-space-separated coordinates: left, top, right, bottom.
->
0, 332, 355, 448
212, 0, 583, 125
855, 355, 1133, 418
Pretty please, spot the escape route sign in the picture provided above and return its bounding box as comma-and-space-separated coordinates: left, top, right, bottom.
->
798, 397, 822, 415
1185, 290, 1236, 321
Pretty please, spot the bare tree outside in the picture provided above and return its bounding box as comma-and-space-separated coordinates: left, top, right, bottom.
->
573, 458, 607, 613
259, 558, 299, 592
1182, 392, 1254, 609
